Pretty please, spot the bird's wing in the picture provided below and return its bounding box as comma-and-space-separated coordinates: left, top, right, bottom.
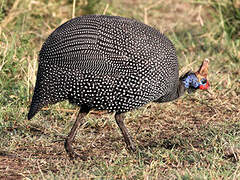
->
50, 54, 138, 76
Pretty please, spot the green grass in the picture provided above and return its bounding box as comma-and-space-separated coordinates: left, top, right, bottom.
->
0, 0, 240, 179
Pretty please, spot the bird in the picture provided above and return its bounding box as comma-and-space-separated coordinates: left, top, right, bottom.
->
28, 15, 210, 159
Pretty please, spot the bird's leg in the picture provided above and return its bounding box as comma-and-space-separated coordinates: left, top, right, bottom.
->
115, 113, 136, 152
64, 106, 89, 159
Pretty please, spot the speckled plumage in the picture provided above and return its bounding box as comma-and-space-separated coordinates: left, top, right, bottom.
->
28, 15, 210, 158
28, 15, 179, 120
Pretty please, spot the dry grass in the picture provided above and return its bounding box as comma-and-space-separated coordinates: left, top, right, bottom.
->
0, 0, 240, 179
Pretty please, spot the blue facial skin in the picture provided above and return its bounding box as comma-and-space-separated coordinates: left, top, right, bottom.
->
183, 73, 200, 89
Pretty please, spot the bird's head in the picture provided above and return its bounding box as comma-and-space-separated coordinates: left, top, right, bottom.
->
181, 59, 210, 93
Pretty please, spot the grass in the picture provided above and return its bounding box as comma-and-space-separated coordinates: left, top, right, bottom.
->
0, 0, 240, 179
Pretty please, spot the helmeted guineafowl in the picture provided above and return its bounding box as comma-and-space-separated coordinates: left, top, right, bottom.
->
28, 15, 210, 159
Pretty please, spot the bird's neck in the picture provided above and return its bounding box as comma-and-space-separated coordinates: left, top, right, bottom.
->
177, 72, 200, 97
154, 80, 186, 103
176, 80, 187, 98
154, 72, 199, 103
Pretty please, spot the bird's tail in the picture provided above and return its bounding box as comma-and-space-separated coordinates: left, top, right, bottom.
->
28, 92, 46, 120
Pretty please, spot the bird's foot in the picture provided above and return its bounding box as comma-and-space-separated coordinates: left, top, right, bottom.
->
68, 150, 87, 161
64, 140, 87, 160
127, 142, 137, 152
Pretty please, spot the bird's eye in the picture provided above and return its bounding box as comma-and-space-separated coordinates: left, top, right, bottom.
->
200, 78, 207, 85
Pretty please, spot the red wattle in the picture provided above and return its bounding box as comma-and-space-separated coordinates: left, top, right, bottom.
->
199, 81, 210, 90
